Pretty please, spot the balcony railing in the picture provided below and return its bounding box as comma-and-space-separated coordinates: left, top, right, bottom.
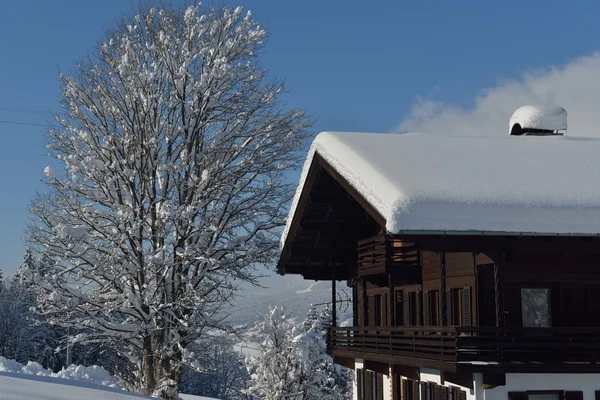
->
357, 234, 419, 277
329, 326, 600, 372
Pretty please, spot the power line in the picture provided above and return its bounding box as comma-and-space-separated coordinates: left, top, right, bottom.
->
0, 120, 48, 127
0, 106, 51, 115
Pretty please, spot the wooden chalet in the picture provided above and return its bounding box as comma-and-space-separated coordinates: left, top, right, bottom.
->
278, 112, 600, 400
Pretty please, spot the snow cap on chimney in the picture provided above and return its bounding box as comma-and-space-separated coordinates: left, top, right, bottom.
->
509, 105, 567, 136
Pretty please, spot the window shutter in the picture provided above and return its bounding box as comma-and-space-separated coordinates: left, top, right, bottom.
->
400, 379, 408, 400
588, 285, 600, 326
420, 382, 427, 400
441, 386, 448, 400
507, 392, 526, 400
433, 384, 441, 400
446, 289, 454, 325
382, 293, 388, 326
376, 373, 384, 400
423, 291, 431, 326
416, 291, 423, 326
452, 387, 460, 400
368, 295, 376, 327
565, 392, 583, 400
595, 391, 600, 400
457, 389, 466, 400
365, 371, 373, 400
503, 286, 522, 327
413, 381, 420, 400
404, 291, 411, 326
396, 290, 404, 327
462, 286, 472, 327
357, 369, 364, 400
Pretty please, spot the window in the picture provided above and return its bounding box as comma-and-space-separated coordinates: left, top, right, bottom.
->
509, 390, 582, 400
395, 290, 404, 326
356, 369, 384, 400
367, 293, 387, 326
521, 288, 552, 327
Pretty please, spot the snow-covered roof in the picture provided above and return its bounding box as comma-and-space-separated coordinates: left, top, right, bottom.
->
282, 132, 600, 245
509, 105, 567, 133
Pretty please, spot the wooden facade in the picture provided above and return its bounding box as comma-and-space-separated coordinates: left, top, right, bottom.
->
279, 154, 600, 399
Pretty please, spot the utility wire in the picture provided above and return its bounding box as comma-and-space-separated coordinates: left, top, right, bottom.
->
0, 120, 48, 127
0, 106, 52, 115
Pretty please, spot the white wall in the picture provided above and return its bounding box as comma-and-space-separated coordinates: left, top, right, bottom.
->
484, 373, 600, 400
354, 359, 364, 400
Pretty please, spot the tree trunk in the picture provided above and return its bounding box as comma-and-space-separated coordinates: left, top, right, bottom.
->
141, 336, 156, 396
155, 350, 183, 399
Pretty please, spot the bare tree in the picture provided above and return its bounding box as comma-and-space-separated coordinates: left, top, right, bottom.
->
24, 2, 311, 398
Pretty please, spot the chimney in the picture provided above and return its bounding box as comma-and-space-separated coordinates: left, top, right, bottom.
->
509, 105, 567, 136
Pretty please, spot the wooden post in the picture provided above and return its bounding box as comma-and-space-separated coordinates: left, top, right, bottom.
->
440, 251, 447, 326
363, 278, 368, 326
332, 272, 337, 328
494, 253, 505, 327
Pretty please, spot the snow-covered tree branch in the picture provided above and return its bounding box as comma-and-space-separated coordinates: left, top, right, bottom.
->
23, 2, 311, 398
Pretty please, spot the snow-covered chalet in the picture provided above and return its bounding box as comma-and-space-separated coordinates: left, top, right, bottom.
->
277, 106, 600, 400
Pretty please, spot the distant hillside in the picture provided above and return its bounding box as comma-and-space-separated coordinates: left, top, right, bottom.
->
228, 273, 352, 327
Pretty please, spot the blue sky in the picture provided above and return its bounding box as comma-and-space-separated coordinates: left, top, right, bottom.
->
1, 0, 600, 274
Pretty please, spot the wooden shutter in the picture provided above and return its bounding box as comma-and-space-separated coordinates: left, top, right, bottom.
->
416, 290, 423, 326
404, 291, 411, 326
364, 370, 373, 400
433, 384, 442, 400
446, 289, 454, 325
357, 369, 364, 400
503, 286, 522, 327
451, 387, 460, 400
423, 291, 430, 326
382, 293, 388, 326
396, 290, 404, 327
420, 382, 427, 400
588, 285, 600, 326
441, 386, 448, 400
595, 391, 600, 400
559, 286, 585, 326
368, 295, 376, 327
413, 381, 420, 400
457, 389, 467, 400
565, 392, 583, 400
376, 373, 384, 400
399, 377, 407, 400
462, 286, 472, 327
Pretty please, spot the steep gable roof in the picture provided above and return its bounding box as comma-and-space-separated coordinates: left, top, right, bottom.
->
282, 131, 600, 247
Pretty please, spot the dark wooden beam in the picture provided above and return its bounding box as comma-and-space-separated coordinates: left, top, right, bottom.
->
392, 364, 419, 381
290, 247, 356, 261
333, 356, 355, 369
365, 360, 389, 376
483, 373, 506, 389
444, 371, 474, 389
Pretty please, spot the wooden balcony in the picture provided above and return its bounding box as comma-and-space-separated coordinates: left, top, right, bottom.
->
329, 326, 600, 373
357, 234, 419, 277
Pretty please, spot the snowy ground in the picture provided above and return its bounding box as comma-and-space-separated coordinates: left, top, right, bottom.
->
0, 358, 218, 400
0, 373, 219, 400
0, 372, 219, 400
0, 371, 149, 400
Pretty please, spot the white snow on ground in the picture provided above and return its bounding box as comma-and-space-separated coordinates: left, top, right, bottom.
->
0, 358, 219, 400
0, 356, 118, 387
0, 371, 150, 400
282, 131, 600, 246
